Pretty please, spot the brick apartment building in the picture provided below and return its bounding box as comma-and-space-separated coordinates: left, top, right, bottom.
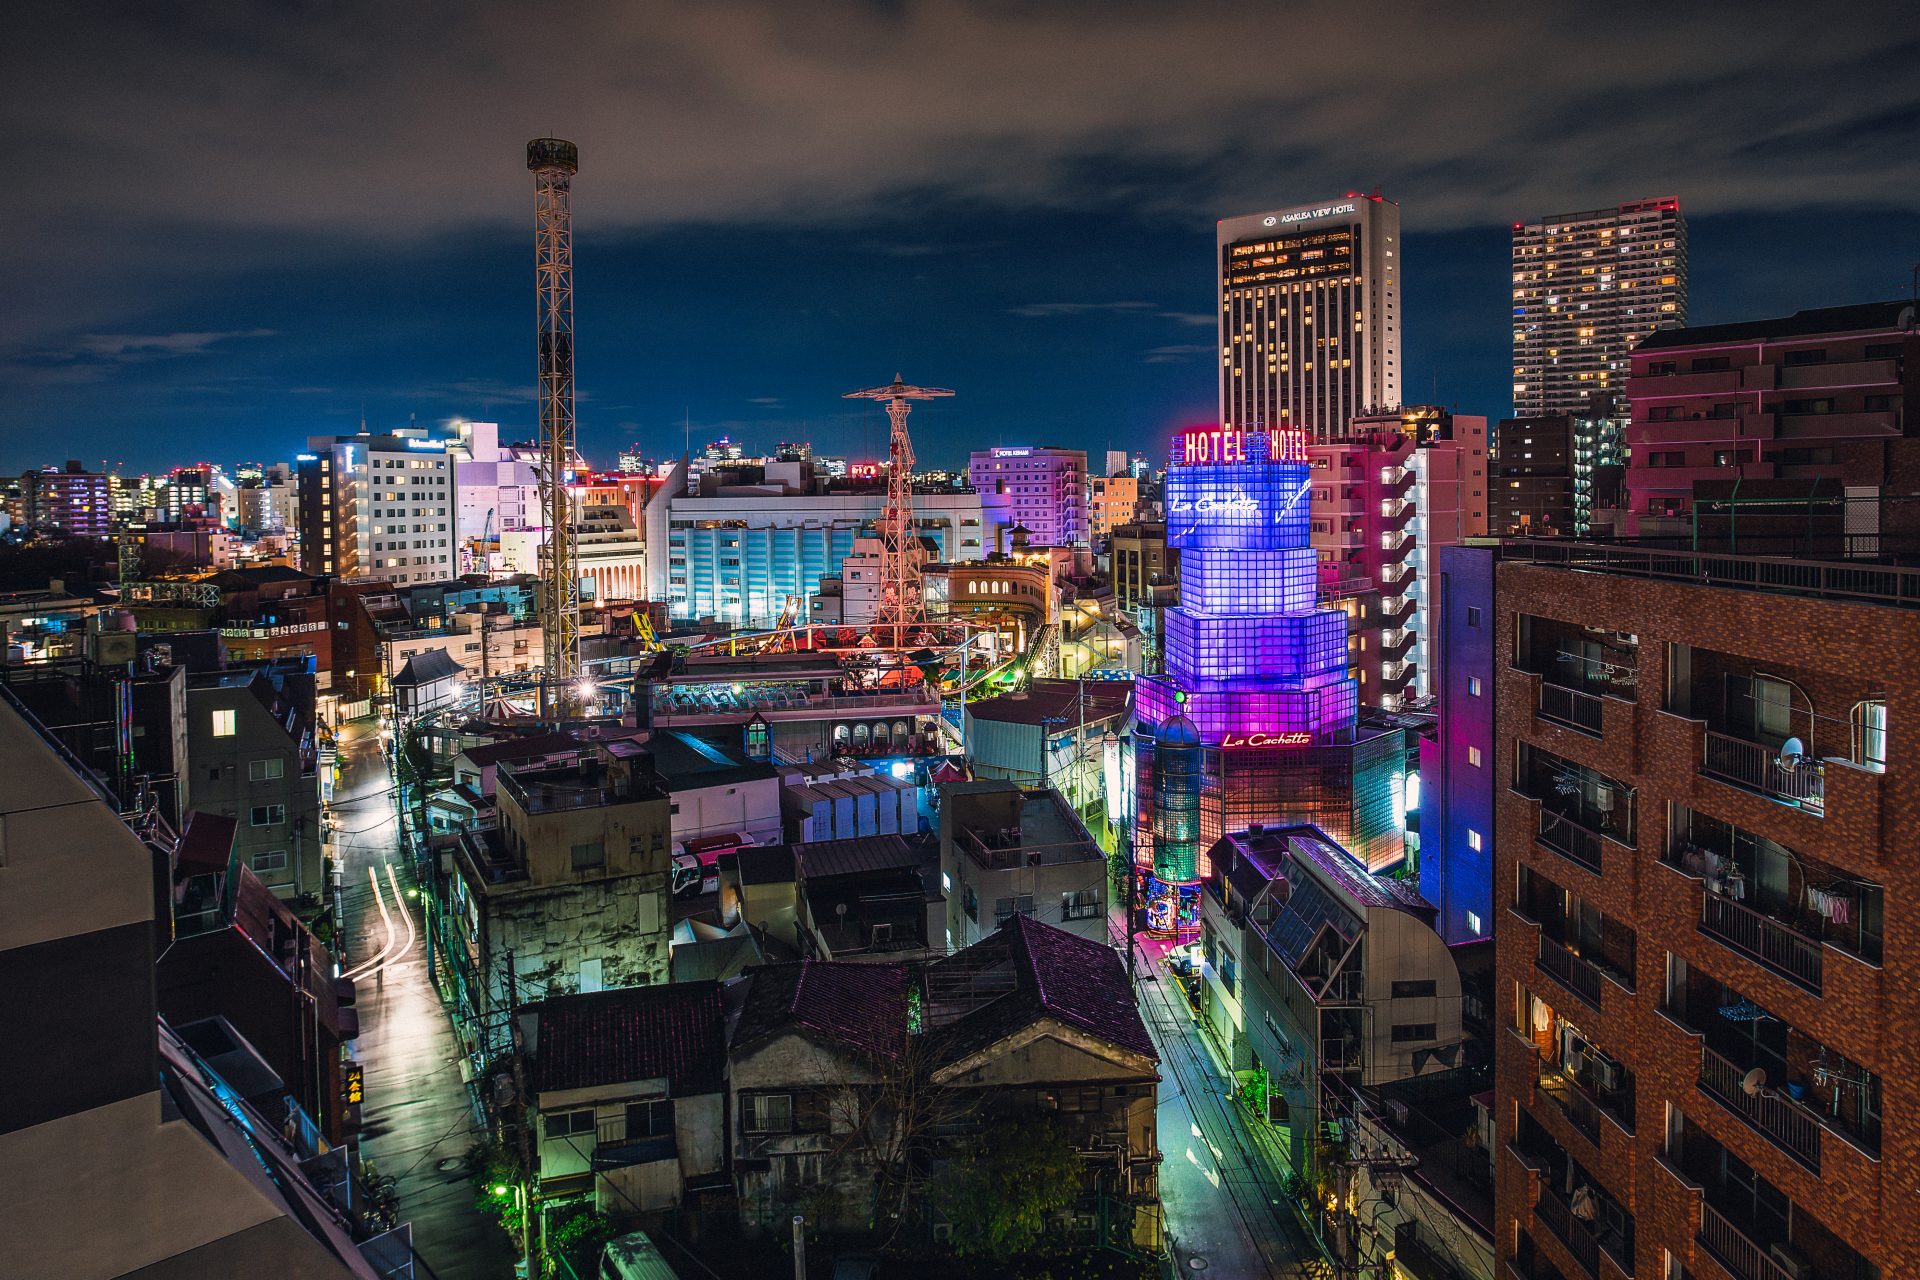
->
1491, 541, 1908, 1280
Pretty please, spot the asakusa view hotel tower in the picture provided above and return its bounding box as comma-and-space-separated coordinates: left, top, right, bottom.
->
1130, 425, 1406, 933
1219, 194, 1401, 443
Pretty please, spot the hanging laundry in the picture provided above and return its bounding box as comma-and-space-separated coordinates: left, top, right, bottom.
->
1828, 895, 1851, 926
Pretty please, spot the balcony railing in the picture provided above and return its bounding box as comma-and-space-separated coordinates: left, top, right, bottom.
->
1699, 889, 1823, 994
1702, 731, 1824, 813
1537, 1064, 1603, 1145
1538, 682, 1606, 736
1699, 1203, 1800, 1280
1698, 1044, 1820, 1172
1533, 1189, 1599, 1278
1536, 936, 1605, 1008
1536, 809, 1605, 874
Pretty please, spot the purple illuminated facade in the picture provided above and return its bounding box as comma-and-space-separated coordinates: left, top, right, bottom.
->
1132, 427, 1405, 887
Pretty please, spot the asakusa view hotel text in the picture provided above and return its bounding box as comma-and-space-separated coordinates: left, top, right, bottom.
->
1219, 194, 1401, 442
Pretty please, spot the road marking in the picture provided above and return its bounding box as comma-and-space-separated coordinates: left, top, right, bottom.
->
385, 862, 415, 965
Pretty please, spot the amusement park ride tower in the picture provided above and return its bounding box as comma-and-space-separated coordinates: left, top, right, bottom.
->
530, 137, 582, 718
1131, 424, 1406, 937
844, 376, 953, 649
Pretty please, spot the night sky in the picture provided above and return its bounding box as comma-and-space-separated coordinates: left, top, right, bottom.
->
5, 3, 1917, 474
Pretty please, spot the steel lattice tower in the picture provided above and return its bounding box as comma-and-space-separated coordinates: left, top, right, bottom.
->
529, 138, 581, 716
844, 375, 952, 647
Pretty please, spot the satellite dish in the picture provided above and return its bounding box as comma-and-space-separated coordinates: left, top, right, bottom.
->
1778, 736, 1806, 771
1741, 1067, 1768, 1097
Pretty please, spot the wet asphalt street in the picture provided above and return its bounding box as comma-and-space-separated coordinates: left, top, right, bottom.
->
334, 721, 518, 1279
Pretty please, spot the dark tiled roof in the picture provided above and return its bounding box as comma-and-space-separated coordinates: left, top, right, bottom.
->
926, 916, 1156, 1068
794, 834, 927, 880
392, 647, 463, 687
1637, 301, 1914, 351
732, 961, 909, 1061
460, 731, 579, 767
530, 981, 727, 1095
646, 730, 780, 791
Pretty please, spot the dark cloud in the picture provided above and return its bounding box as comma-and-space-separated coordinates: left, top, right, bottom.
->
2, 2, 1916, 467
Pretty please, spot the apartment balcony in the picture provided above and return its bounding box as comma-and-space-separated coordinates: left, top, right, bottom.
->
1697, 1044, 1820, 1173
1533, 1188, 1600, 1278
1534, 808, 1612, 876
1537, 682, 1606, 737
1776, 357, 1900, 391
1775, 409, 1899, 441
1536, 935, 1608, 1011
1698, 889, 1823, 995
1627, 368, 1744, 398
1701, 732, 1823, 814
1698, 1205, 1815, 1280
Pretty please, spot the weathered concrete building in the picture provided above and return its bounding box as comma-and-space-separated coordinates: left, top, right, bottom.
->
448, 742, 673, 1056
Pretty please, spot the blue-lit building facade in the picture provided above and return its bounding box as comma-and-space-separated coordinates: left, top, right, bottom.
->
642, 459, 1001, 626
1418, 544, 1495, 946
1130, 426, 1406, 933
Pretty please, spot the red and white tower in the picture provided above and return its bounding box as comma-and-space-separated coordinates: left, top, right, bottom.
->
844, 375, 953, 647
529, 137, 581, 716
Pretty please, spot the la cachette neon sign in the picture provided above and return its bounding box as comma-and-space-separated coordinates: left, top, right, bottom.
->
1176, 425, 1309, 466
1221, 731, 1312, 748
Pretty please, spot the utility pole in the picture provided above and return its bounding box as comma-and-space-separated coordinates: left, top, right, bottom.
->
791, 1214, 807, 1280
505, 950, 535, 1280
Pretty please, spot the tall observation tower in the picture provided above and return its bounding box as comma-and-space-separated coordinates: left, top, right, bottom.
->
529, 138, 581, 716
844, 376, 952, 648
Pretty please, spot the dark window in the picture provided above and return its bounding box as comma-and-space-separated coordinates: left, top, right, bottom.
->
1783, 348, 1827, 366
250, 804, 285, 827
625, 1099, 674, 1138
1056, 1086, 1104, 1112
1690, 356, 1731, 372
1865, 395, 1893, 412
1647, 361, 1677, 375
1865, 343, 1902, 360
570, 841, 605, 870
1466, 607, 1482, 628
545, 1108, 595, 1139
1391, 980, 1438, 999
1391, 1023, 1437, 1043
1783, 398, 1834, 415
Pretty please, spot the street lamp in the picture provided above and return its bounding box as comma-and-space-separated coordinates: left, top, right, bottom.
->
491, 1182, 533, 1278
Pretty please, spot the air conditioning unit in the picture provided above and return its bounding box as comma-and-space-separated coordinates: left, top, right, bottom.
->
1385, 1099, 1410, 1128
1590, 1056, 1622, 1092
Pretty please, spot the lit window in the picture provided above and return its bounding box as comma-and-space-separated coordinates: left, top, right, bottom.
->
1466, 829, 1483, 852
1467, 676, 1483, 697
1467, 911, 1483, 936
211, 709, 237, 737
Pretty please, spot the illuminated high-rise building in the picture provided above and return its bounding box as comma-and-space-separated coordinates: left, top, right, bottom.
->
1218, 195, 1402, 442
1511, 198, 1686, 452
1131, 425, 1406, 942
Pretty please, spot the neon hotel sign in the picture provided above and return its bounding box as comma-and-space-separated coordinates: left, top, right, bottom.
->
1177, 425, 1309, 465
1221, 731, 1312, 748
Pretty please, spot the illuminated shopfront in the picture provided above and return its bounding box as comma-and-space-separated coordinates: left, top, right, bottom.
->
1131, 425, 1405, 933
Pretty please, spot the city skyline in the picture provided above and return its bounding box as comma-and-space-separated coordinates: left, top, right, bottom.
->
4, 4, 1917, 473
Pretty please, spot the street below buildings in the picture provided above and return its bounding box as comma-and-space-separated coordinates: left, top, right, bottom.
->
1122, 928, 1330, 1280
332, 720, 516, 1279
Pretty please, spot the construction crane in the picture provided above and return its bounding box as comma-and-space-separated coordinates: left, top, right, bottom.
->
843, 375, 953, 650
463, 507, 495, 576
529, 137, 582, 720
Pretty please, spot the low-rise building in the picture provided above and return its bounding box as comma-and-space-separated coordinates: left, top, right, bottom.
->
186, 663, 324, 902
964, 679, 1131, 829
940, 780, 1108, 952
1199, 823, 1464, 1198
446, 743, 674, 1057
429, 730, 582, 833
525, 981, 728, 1220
